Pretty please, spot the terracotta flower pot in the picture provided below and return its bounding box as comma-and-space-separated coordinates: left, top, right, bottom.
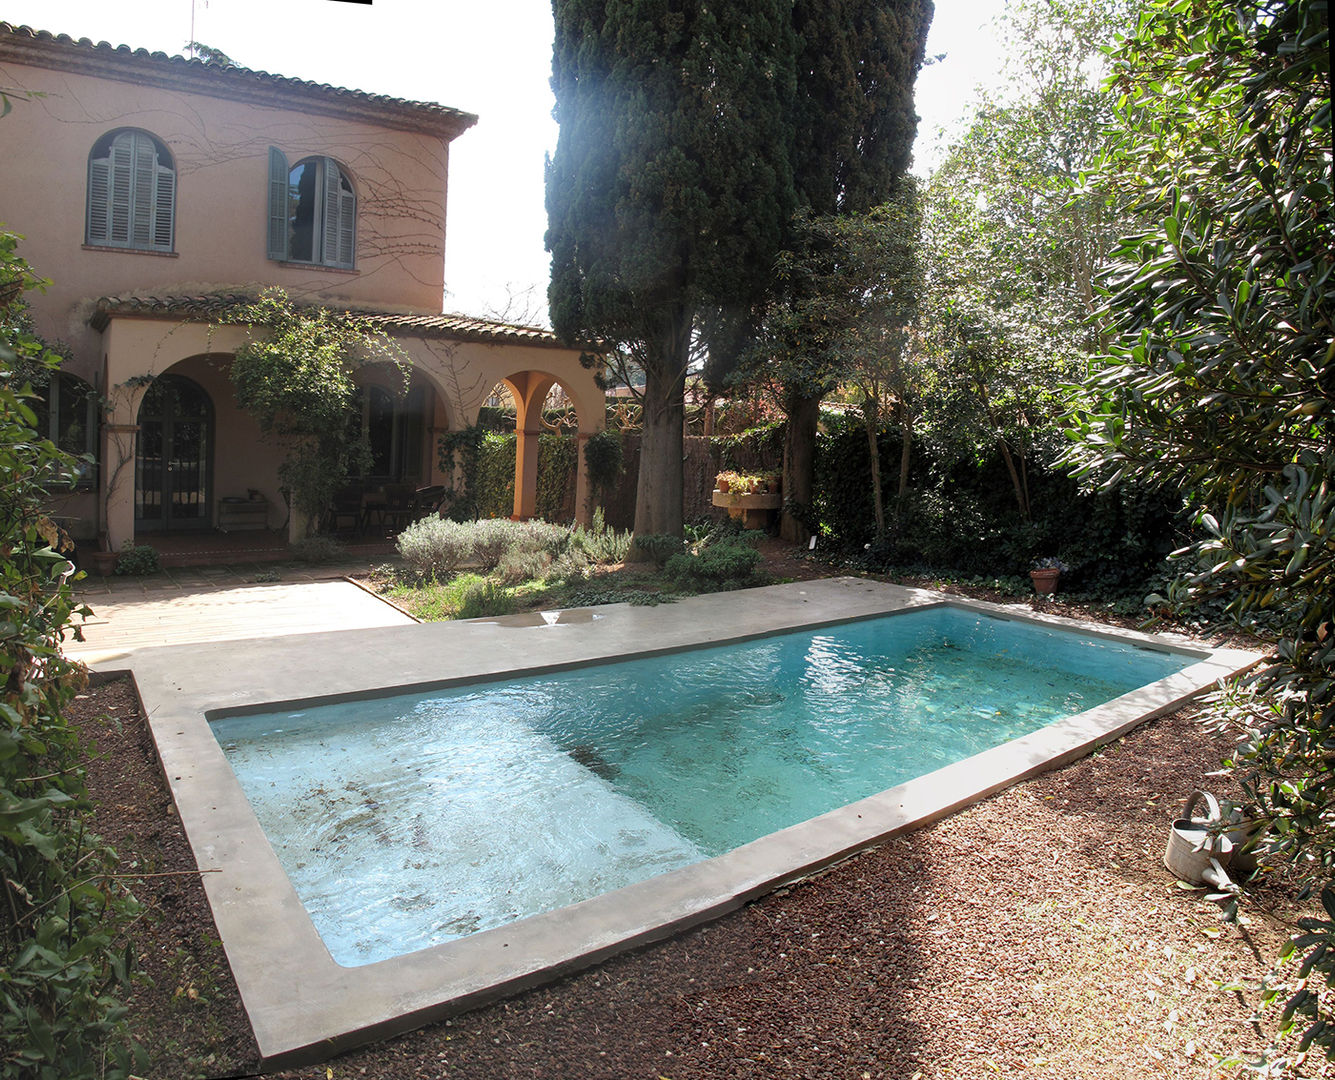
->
1030, 568, 1060, 594
92, 549, 118, 576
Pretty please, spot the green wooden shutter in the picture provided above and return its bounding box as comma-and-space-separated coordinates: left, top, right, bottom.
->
153, 160, 175, 251
87, 156, 111, 244
337, 171, 356, 268
108, 135, 134, 244
267, 147, 289, 261
130, 134, 156, 249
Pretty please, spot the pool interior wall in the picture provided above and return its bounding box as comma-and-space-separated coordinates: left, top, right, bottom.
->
109, 579, 1261, 1069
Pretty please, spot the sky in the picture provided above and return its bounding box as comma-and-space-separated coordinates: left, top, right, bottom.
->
1, 0, 1009, 324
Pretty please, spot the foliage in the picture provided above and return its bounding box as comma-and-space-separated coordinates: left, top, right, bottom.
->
812, 410, 1182, 588
582, 428, 624, 508
113, 543, 159, 576
547, 0, 805, 538
223, 288, 408, 531
632, 534, 685, 569
714, 0, 932, 545
567, 508, 633, 565
536, 434, 578, 522
1060, 0, 1332, 1062
435, 424, 487, 521
1, 232, 142, 1077
920, 0, 1147, 521
396, 517, 475, 579
665, 536, 763, 586
456, 578, 515, 620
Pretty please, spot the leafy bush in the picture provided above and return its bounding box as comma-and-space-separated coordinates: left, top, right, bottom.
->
457, 578, 515, 619
568, 508, 632, 565
665, 537, 763, 585
634, 533, 684, 568
583, 428, 624, 506
396, 517, 474, 578
114, 542, 160, 576
2, 233, 143, 1077
496, 547, 552, 586
468, 518, 518, 570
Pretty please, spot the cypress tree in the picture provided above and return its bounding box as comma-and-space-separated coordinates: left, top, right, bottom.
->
776, 0, 933, 542
546, 0, 799, 539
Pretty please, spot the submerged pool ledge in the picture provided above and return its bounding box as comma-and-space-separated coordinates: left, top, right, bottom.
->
109, 578, 1260, 1069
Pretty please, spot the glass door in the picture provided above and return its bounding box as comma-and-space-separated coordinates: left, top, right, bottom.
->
135, 375, 213, 532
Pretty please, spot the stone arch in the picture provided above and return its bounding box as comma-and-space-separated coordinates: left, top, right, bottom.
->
497, 369, 597, 523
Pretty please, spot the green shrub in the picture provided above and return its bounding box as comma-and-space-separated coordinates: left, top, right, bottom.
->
468, 518, 518, 570
114, 542, 159, 576
567, 508, 632, 565
666, 538, 763, 584
2, 233, 143, 1076
457, 578, 515, 619
583, 429, 624, 506
288, 535, 346, 564
634, 533, 684, 567
496, 547, 553, 586
396, 517, 474, 578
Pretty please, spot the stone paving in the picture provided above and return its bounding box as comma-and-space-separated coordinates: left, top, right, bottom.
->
67, 557, 415, 665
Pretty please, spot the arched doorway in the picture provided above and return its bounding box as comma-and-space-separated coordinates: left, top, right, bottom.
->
135, 374, 214, 532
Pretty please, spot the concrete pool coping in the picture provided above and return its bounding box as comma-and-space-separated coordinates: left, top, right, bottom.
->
106, 578, 1260, 1068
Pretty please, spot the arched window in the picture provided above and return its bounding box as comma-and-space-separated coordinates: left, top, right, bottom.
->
86, 129, 176, 252
267, 149, 356, 268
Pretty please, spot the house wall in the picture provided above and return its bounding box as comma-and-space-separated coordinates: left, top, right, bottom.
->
0, 51, 454, 391
95, 318, 605, 549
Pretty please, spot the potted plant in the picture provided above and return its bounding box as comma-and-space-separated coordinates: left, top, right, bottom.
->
1029, 557, 1068, 594
715, 470, 740, 494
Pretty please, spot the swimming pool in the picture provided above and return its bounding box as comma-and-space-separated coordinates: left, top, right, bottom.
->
214, 606, 1190, 967
123, 579, 1259, 1067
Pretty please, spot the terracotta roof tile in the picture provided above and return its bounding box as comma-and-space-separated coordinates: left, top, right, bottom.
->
0, 22, 476, 139
89, 293, 590, 351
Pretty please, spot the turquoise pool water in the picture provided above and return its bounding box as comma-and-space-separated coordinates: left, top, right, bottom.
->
212, 606, 1192, 966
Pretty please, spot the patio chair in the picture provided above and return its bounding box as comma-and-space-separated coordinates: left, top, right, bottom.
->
324, 483, 366, 535
412, 484, 446, 521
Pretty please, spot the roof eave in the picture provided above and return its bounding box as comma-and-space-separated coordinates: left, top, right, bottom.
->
0, 24, 478, 141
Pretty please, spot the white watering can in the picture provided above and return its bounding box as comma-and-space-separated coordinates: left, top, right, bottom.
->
1164, 789, 1263, 890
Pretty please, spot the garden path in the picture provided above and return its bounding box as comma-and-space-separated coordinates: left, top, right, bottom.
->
67, 565, 414, 666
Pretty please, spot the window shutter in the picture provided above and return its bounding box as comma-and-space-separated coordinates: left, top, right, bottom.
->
87, 157, 111, 245
130, 134, 156, 249
108, 135, 134, 244
337, 177, 356, 268
153, 161, 175, 251
321, 158, 341, 266
267, 147, 289, 261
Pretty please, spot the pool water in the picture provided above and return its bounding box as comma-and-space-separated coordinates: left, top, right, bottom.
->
212, 606, 1191, 966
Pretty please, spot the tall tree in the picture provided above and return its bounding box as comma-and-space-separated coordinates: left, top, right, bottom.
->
768, 0, 933, 543
1063, 0, 1331, 1057
919, 0, 1146, 521
546, 0, 799, 541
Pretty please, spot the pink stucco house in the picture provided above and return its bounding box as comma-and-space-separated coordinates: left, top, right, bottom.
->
0, 23, 604, 551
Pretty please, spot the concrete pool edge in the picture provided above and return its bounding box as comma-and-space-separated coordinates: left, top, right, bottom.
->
110, 579, 1261, 1068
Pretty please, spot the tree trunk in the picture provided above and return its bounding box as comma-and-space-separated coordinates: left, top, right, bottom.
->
896, 403, 912, 510
780, 392, 821, 543
863, 394, 885, 542
628, 308, 690, 555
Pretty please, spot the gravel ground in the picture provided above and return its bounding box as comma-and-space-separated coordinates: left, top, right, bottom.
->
67, 558, 1330, 1080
